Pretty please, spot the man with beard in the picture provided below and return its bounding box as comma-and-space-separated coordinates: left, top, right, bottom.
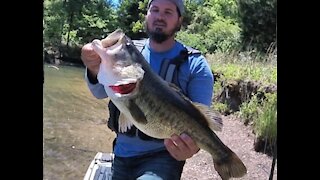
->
81, 0, 214, 179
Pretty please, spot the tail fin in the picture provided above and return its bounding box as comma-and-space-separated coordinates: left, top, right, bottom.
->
213, 152, 247, 180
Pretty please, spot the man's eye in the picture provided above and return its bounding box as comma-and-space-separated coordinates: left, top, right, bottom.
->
151, 9, 159, 13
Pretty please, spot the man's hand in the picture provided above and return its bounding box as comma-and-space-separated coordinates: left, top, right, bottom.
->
81, 43, 101, 77
164, 133, 200, 161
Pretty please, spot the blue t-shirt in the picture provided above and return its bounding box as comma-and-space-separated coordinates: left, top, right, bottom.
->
86, 39, 214, 157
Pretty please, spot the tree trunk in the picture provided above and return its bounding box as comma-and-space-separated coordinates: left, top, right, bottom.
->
66, 11, 74, 47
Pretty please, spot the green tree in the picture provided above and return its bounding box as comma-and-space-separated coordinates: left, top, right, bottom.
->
76, 0, 117, 44
44, 0, 116, 46
116, 0, 148, 39
182, 0, 204, 29
44, 0, 67, 46
238, 0, 277, 53
179, 0, 241, 53
63, 0, 90, 46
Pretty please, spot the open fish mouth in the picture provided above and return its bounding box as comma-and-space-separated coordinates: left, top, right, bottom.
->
108, 78, 138, 95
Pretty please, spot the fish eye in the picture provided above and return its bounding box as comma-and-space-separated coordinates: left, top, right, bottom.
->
114, 51, 126, 60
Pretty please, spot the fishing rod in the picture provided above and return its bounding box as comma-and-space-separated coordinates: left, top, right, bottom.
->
268, 139, 277, 180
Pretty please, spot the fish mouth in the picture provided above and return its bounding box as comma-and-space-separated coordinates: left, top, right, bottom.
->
109, 79, 137, 95
101, 29, 128, 48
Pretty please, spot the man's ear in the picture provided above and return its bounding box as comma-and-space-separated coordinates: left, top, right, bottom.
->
179, 16, 183, 25
176, 16, 183, 31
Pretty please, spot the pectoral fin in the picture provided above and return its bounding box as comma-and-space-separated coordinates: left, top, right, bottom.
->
118, 112, 134, 133
128, 100, 148, 124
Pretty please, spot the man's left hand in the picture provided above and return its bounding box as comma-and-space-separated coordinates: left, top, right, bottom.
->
164, 133, 200, 161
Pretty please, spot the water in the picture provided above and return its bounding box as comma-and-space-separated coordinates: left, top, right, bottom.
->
43, 64, 115, 180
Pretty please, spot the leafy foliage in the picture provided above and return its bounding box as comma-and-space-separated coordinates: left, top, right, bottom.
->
254, 93, 277, 144
44, 0, 277, 55
176, 31, 207, 53
76, 0, 117, 43
238, 93, 259, 124
182, 0, 204, 29
212, 102, 229, 114
238, 0, 277, 53
238, 92, 277, 146
180, 0, 241, 53
44, 0, 116, 46
116, 0, 148, 39
44, 0, 66, 46
204, 18, 241, 52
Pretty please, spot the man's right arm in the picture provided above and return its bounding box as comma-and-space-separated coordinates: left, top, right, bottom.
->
82, 43, 108, 99
85, 68, 108, 99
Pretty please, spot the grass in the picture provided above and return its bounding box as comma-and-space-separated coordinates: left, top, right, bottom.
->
206, 50, 277, 150
207, 51, 277, 85
253, 93, 277, 144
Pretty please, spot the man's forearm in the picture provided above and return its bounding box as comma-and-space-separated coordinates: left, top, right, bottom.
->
87, 68, 99, 84
85, 68, 108, 99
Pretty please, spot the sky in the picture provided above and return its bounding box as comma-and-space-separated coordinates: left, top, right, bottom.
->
110, 0, 119, 6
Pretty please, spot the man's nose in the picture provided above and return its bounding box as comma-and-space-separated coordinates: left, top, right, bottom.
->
155, 11, 166, 21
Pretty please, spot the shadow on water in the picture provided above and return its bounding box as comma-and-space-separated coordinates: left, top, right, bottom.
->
43, 64, 115, 180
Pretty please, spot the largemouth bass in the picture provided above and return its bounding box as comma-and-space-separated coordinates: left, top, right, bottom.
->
91, 29, 247, 180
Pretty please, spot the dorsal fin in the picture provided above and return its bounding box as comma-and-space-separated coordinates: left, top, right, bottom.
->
168, 82, 189, 101
168, 82, 182, 92
192, 102, 223, 132
167, 82, 223, 132
132, 39, 147, 52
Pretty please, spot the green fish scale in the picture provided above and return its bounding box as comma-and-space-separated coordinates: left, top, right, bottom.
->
133, 72, 230, 161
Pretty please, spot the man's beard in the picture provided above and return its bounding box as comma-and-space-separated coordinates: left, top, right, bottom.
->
145, 20, 181, 44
